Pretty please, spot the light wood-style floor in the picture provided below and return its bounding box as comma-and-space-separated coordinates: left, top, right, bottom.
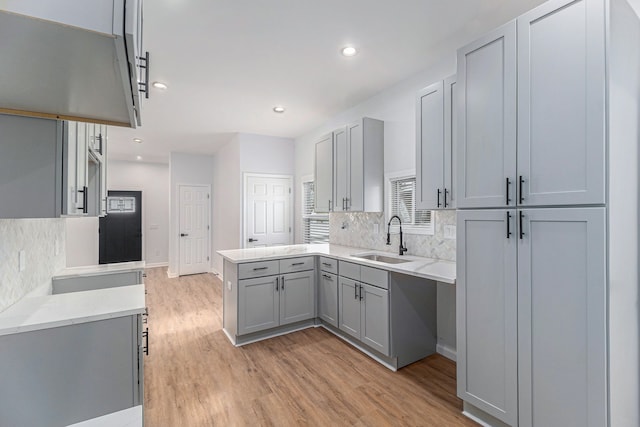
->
143, 267, 477, 427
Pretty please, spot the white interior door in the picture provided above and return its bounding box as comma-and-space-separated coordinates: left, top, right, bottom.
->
179, 185, 210, 276
245, 175, 293, 248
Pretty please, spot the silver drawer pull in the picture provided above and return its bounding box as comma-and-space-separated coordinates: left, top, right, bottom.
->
322, 274, 333, 280
253, 266, 269, 271
291, 262, 305, 266
322, 262, 332, 267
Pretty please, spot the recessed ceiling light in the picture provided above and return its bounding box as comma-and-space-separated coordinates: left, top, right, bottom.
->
152, 81, 168, 90
341, 46, 357, 57
136, 155, 142, 161
273, 106, 286, 113
133, 138, 143, 143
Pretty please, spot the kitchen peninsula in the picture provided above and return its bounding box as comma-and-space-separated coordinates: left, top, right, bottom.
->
218, 243, 455, 371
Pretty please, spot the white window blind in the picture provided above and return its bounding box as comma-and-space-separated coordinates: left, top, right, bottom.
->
390, 176, 433, 230
302, 181, 329, 243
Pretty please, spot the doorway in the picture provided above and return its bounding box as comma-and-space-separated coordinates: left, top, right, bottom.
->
99, 190, 142, 264
244, 174, 293, 248
178, 185, 211, 276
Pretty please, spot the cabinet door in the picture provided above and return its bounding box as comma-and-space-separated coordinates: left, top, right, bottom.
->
360, 284, 389, 356
319, 272, 338, 327
517, 208, 606, 427
347, 120, 364, 211
457, 22, 517, 208
517, 0, 605, 206
456, 209, 518, 425
279, 271, 315, 326
333, 126, 348, 212
100, 125, 107, 216
76, 121, 88, 192
416, 80, 445, 210
338, 277, 360, 339
238, 276, 279, 335
443, 75, 457, 209
62, 121, 78, 215
314, 133, 333, 213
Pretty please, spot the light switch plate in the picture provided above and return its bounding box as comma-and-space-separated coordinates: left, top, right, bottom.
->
444, 225, 456, 240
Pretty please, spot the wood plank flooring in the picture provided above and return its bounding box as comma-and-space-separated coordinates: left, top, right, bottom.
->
143, 267, 477, 427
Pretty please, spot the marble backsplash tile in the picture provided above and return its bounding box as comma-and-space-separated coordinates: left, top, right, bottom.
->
0, 219, 66, 312
329, 210, 456, 261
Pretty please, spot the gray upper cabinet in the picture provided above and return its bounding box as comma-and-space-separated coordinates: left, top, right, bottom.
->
517, 0, 605, 207
279, 270, 315, 326
517, 207, 606, 427
314, 118, 384, 213
0, 114, 62, 219
416, 76, 457, 210
0, 0, 146, 128
457, 22, 517, 208
314, 133, 334, 213
456, 209, 518, 426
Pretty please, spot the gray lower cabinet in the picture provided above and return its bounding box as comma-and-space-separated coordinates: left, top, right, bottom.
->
338, 275, 390, 357
457, 209, 518, 426
238, 275, 280, 335
458, 207, 606, 427
318, 272, 338, 327
0, 315, 144, 427
280, 270, 315, 326
236, 260, 316, 336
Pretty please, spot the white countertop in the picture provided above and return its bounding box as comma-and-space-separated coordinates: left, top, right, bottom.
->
53, 261, 146, 279
217, 244, 456, 284
67, 406, 142, 427
0, 285, 146, 337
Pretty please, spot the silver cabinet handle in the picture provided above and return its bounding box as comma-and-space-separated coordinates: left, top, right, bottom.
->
180, 233, 189, 237
291, 262, 305, 266
276, 277, 279, 291
322, 274, 333, 280
253, 266, 268, 271
281, 276, 285, 290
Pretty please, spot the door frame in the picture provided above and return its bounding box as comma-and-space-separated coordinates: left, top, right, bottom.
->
177, 183, 212, 276
242, 173, 294, 249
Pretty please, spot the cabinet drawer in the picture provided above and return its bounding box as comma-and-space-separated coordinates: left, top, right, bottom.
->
339, 261, 361, 281
319, 257, 338, 274
238, 260, 279, 279
279, 256, 315, 273
361, 266, 389, 290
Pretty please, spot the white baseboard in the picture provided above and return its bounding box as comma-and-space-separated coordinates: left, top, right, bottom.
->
436, 343, 457, 362
145, 262, 168, 268
166, 269, 178, 279
210, 268, 221, 277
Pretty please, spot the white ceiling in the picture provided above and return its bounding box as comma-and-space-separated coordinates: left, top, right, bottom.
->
108, 0, 548, 164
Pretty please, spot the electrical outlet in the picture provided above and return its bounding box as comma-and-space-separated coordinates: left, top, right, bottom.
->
54, 238, 60, 256
373, 223, 380, 233
19, 250, 26, 272
444, 225, 456, 240
227, 281, 232, 291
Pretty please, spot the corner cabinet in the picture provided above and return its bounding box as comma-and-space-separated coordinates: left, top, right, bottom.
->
314, 118, 384, 213
0, 0, 148, 128
225, 257, 316, 343
416, 75, 456, 210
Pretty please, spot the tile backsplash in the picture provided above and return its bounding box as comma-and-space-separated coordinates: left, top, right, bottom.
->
329, 211, 456, 261
0, 219, 66, 312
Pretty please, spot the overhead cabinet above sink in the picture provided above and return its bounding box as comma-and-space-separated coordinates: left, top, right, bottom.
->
0, 0, 148, 128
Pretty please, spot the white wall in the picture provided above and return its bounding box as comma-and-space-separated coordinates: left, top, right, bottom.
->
65, 217, 99, 267
168, 152, 215, 277
108, 160, 170, 267
212, 133, 295, 274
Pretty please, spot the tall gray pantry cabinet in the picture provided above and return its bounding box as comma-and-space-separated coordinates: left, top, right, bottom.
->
455, 0, 640, 426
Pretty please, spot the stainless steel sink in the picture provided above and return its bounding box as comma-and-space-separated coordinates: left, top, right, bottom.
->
351, 253, 412, 264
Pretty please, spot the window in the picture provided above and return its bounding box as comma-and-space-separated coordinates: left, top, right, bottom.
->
302, 180, 329, 243
387, 174, 434, 235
